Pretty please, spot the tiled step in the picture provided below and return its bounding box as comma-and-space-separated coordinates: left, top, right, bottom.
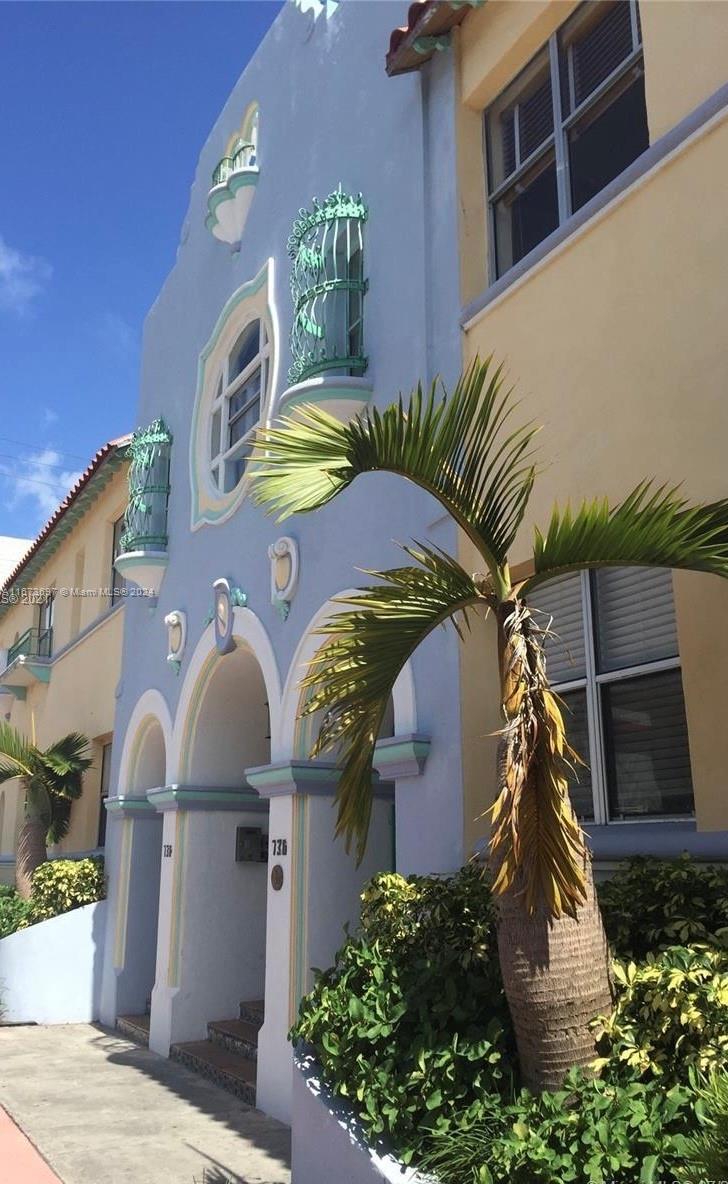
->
208, 1017, 259, 1060
116, 1014, 150, 1047
239, 998, 264, 1028
170, 1039, 257, 1106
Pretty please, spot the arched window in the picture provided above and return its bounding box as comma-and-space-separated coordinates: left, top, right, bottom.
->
208, 318, 270, 493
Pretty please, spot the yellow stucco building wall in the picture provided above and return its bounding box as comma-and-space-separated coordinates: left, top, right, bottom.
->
455, 0, 728, 854
0, 443, 129, 882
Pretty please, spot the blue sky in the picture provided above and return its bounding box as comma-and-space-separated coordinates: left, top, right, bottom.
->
0, 0, 283, 540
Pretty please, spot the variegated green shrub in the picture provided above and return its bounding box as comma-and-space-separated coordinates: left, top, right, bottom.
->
592, 945, 728, 1083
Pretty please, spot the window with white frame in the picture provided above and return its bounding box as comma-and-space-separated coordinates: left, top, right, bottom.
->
485, 0, 648, 279
209, 317, 270, 494
527, 567, 694, 824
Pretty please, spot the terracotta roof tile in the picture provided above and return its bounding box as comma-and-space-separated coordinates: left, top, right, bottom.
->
386, 0, 475, 77
0, 435, 131, 595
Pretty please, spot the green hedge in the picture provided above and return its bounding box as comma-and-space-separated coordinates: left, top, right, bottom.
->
293, 856, 728, 1181
0, 883, 31, 938
25, 857, 105, 924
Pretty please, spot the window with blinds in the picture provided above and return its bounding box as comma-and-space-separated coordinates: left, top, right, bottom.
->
528, 566, 694, 824
485, 0, 648, 279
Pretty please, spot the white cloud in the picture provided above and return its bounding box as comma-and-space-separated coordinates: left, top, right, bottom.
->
41, 408, 59, 429
0, 236, 52, 317
0, 449, 82, 527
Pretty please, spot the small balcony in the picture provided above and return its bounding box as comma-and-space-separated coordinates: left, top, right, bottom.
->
206, 141, 259, 247
114, 419, 172, 600
7, 627, 53, 667
0, 628, 53, 703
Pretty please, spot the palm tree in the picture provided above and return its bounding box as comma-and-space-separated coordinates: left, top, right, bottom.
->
0, 723, 92, 899
249, 358, 728, 1090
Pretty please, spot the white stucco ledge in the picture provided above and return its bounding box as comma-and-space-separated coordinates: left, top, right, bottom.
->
146, 784, 269, 813
275, 375, 373, 423
0, 901, 107, 1024
373, 734, 431, 779
292, 1048, 432, 1184
246, 760, 394, 801
114, 549, 168, 597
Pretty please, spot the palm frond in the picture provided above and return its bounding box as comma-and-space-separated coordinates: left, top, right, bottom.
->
250, 358, 538, 588
40, 733, 92, 801
0, 721, 34, 784
524, 482, 728, 593
46, 795, 72, 845
299, 544, 486, 861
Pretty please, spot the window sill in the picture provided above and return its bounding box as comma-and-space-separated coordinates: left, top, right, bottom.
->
463, 78, 728, 330
586, 820, 728, 862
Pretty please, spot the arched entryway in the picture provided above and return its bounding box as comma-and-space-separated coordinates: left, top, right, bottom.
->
149, 612, 280, 1058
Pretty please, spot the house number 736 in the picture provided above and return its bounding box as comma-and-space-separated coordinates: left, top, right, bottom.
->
271, 838, 287, 856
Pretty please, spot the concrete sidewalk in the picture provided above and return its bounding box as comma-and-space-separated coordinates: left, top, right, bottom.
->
0, 1024, 291, 1184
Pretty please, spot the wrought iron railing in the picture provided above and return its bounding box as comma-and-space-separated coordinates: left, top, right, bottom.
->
287, 187, 368, 386
211, 142, 256, 188
119, 419, 172, 554
7, 626, 53, 667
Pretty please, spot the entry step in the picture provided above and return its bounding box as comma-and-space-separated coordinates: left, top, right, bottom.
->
170, 1039, 257, 1106
239, 998, 264, 1027
208, 1018, 259, 1060
116, 1014, 150, 1047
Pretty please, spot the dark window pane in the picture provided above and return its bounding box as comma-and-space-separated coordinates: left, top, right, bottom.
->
527, 573, 586, 683
519, 75, 554, 160
111, 517, 126, 603
97, 742, 112, 849
603, 670, 695, 820
560, 689, 594, 820
494, 155, 559, 275
486, 50, 551, 190
569, 70, 648, 212
593, 567, 678, 673
229, 320, 260, 381
568, 1, 635, 111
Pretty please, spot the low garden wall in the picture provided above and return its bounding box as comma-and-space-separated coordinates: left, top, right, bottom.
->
292, 1049, 429, 1184
0, 900, 107, 1024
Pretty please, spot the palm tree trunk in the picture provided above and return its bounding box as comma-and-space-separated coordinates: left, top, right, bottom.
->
492, 598, 612, 1091
496, 861, 612, 1091
15, 816, 47, 899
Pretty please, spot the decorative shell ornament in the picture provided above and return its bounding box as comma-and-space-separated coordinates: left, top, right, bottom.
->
164, 610, 187, 675
268, 537, 299, 621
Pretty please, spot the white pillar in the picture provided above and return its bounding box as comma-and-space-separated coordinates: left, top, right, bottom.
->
146, 784, 269, 1056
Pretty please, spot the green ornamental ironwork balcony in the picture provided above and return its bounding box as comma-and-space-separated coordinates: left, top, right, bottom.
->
287, 188, 368, 388
7, 626, 53, 667
115, 418, 172, 599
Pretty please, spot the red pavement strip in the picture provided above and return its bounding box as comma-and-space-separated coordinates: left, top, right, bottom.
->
0, 1106, 62, 1183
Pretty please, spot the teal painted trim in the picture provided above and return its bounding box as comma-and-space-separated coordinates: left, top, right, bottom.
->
280, 386, 372, 411
189, 261, 271, 529
0, 685, 26, 701
23, 661, 51, 684
115, 551, 168, 570
293, 795, 308, 1012
147, 784, 268, 813
206, 168, 259, 228
105, 796, 157, 818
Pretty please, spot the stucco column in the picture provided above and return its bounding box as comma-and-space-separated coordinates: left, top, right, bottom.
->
146, 784, 269, 1057
98, 796, 162, 1026
246, 760, 400, 1125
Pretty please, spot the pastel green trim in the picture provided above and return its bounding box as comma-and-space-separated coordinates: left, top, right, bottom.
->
290, 794, 309, 1022
206, 168, 259, 234
168, 811, 187, 988
115, 552, 168, 570
280, 386, 372, 412
105, 796, 156, 816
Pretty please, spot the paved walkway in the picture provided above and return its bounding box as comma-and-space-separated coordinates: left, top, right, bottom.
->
0, 1024, 291, 1184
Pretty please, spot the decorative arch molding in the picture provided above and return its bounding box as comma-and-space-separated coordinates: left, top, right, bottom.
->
116, 689, 174, 796
279, 591, 421, 763
173, 606, 283, 779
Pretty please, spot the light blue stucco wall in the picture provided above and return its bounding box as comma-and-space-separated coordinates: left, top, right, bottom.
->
111, 2, 465, 873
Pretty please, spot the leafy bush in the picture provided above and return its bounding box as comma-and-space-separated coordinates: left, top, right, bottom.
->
292, 866, 513, 1161
420, 1071, 693, 1184
677, 1070, 728, 1184
0, 884, 31, 938
24, 857, 105, 925
597, 855, 728, 961
592, 945, 728, 1084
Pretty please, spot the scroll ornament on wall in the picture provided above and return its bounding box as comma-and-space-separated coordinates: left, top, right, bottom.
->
268, 537, 299, 621
164, 610, 187, 675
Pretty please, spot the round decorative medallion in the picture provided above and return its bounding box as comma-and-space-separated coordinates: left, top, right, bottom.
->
271, 864, 284, 891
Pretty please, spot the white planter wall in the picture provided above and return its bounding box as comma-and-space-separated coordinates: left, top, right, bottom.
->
292, 1051, 430, 1184
0, 901, 107, 1024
